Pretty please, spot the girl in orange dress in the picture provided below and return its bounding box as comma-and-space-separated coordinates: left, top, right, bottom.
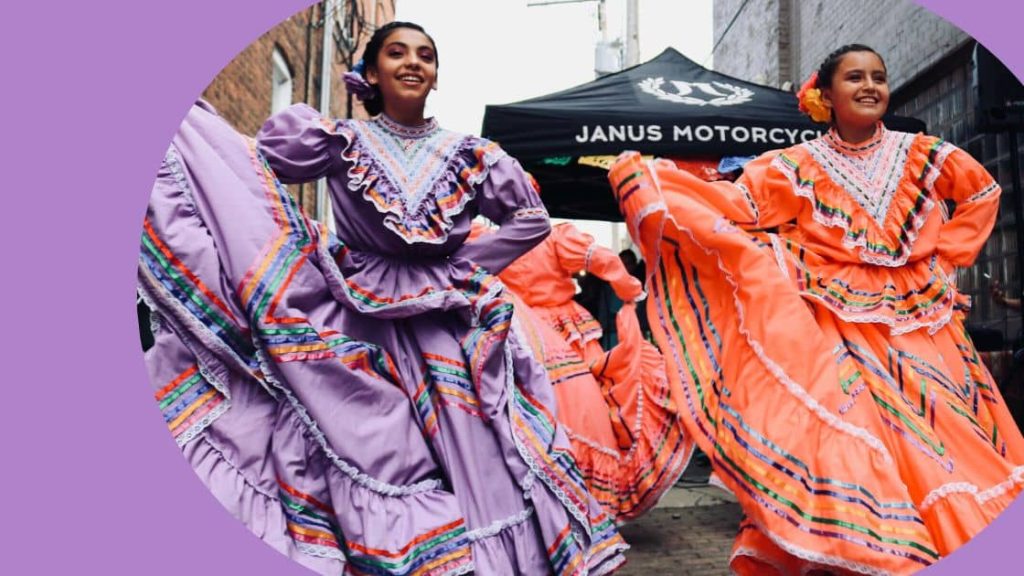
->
609, 44, 1024, 574
487, 222, 695, 521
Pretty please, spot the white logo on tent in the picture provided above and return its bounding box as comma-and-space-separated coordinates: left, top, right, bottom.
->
638, 78, 753, 106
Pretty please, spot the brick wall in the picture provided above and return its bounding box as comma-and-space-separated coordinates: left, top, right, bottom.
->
333, 0, 396, 120
204, 0, 397, 132
713, 0, 781, 86
199, 1, 395, 213
203, 8, 316, 136
713, 0, 969, 89
791, 0, 968, 88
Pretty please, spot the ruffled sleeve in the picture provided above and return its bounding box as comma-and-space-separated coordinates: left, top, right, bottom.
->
452, 145, 551, 273
256, 103, 346, 183
550, 224, 643, 302
929, 143, 1001, 270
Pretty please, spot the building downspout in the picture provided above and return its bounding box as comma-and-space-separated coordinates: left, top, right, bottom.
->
304, 7, 316, 110
316, 0, 339, 229
299, 7, 317, 210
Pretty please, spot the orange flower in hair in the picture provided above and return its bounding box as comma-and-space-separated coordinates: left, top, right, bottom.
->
797, 72, 831, 123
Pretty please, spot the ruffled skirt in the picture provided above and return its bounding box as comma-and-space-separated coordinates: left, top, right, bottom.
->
509, 296, 694, 522
140, 103, 626, 575
610, 153, 1024, 575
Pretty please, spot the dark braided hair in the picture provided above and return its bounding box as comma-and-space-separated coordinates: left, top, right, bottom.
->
814, 44, 885, 89
361, 21, 438, 116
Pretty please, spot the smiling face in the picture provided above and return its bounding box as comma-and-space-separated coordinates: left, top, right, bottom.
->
821, 51, 890, 141
365, 28, 437, 121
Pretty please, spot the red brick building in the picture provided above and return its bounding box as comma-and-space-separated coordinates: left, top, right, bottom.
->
202, 0, 396, 213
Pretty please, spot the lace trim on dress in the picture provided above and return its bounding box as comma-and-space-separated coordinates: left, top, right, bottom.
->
771, 151, 936, 268
589, 551, 627, 576
659, 212, 894, 462
506, 318, 594, 536
295, 542, 347, 562
966, 181, 1001, 204
143, 147, 260, 365
253, 346, 445, 497
465, 507, 535, 541
313, 233, 471, 319
137, 274, 267, 397
803, 130, 915, 226
584, 242, 598, 272
161, 357, 234, 447
920, 465, 1024, 511
565, 381, 651, 461
174, 396, 231, 447
717, 248, 894, 461
620, 159, 671, 282
373, 113, 440, 139
615, 152, 895, 460
510, 206, 550, 220
744, 517, 899, 576
336, 120, 507, 245
922, 140, 956, 193
769, 235, 792, 282
823, 123, 885, 155
731, 546, 788, 576
813, 298, 955, 337
631, 200, 668, 282
165, 146, 198, 215
737, 181, 761, 223
788, 254, 958, 337
565, 428, 623, 461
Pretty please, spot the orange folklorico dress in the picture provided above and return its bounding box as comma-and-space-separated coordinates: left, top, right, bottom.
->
609, 123, 1024, 575
493, 222, 695, 522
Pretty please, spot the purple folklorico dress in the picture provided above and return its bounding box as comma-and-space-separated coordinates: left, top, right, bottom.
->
139, 101, 627, 575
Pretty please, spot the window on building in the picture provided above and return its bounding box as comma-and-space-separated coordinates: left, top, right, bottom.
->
272, 48, 303, 209
271, 48, 293, 115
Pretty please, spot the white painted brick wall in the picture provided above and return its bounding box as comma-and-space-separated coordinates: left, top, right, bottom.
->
714, 0, 780, 85
713, 0, 969, 89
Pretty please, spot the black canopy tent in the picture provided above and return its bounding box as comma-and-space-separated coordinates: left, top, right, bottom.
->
482, 48, 925, 221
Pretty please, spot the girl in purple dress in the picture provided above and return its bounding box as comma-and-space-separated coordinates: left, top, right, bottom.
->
139, 21, 626, 576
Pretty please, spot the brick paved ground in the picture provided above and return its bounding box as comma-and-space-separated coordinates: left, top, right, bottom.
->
614, 454, 743, 575
616, 502, 742, 575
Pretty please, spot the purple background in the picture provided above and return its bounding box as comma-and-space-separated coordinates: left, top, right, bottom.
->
3, 1, 1019, 573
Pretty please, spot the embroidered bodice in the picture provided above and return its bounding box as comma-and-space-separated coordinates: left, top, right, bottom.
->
338, 115, 493, 246
803, 125, 918, 226
256, 103, 549, 272
766, 124, 980, 268
253, 103, 551, 320
623, 122, 1002, 335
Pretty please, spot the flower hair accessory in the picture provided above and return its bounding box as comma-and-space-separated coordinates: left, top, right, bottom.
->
797, 72, 831, 123
342, 59, 377, 101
